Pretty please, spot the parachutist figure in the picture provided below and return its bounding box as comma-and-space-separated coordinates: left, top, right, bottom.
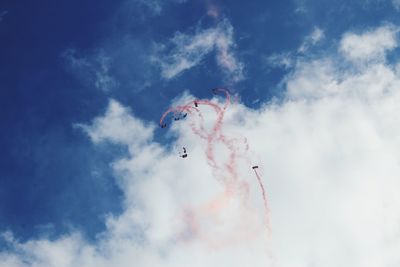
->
194, 101, 198, 107
252, 166, 259, 169
174, 113, 188, 120
180, 147, 188, 158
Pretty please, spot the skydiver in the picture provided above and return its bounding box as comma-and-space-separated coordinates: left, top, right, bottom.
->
194, 101, 198, 107
179, 147, 188, 158
252, 166, 259, 169
182, 113, 187, 118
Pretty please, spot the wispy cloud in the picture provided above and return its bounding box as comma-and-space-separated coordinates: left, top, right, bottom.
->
298, 27, 324, 53
156, 19, 245, 82
264, 51, 295, 70
136, 0, 163, 15
134, 0, 189, 16
265, 26, 324, 70
0, 10, 7, 23
267, 24, 399, 72
93, 53, 119, 92
339, 24, 399, 63
62, 49, 118, 92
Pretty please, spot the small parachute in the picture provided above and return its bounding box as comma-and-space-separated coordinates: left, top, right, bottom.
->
174, 112, 187, 121
160, 110, 187, 128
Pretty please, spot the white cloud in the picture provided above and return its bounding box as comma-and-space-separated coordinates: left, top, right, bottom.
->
265, 52, 295, 70
267, 24, 398, 72
339, 24, 399, 63
3, 24, 400, 266
157, 19, 244, 82
265, 26, 324, 70
298, 27, 325, 53
76, 99, 154, 152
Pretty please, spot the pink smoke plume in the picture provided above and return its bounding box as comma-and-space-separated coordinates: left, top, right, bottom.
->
160, 88, 271, 248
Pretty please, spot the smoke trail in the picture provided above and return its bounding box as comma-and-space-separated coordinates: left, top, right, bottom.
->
253, 167, 272, 234
160, 88, 271, 248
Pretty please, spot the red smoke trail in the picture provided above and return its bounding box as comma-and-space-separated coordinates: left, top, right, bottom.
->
160, 88, 271, 246
253, 167, 272, 234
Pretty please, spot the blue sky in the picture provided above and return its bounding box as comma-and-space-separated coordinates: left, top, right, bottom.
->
2, 0, 400, 266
